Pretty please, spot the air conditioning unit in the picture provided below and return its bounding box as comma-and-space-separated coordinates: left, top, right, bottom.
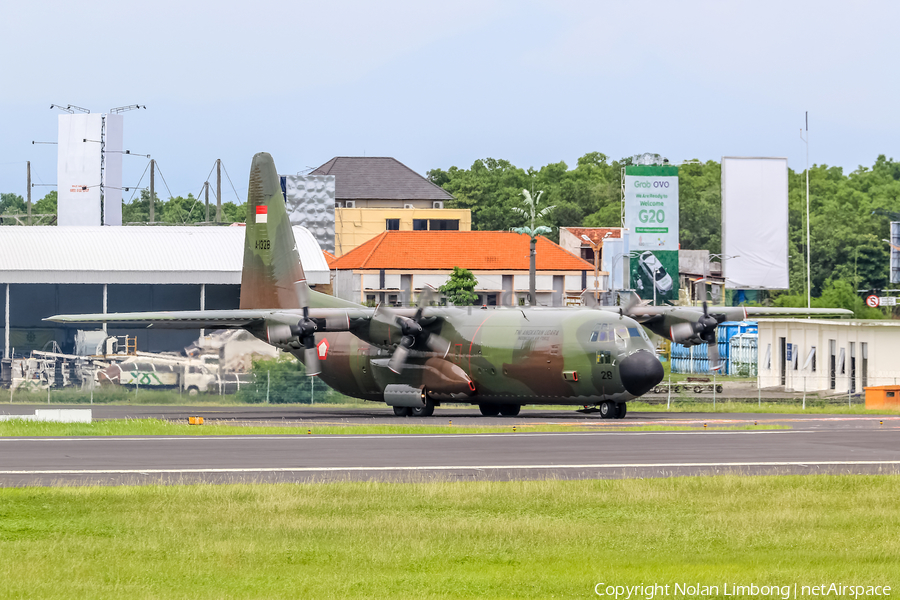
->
403, 204, 414, 209
344, 200, 355, 208
432, 201, 444, 209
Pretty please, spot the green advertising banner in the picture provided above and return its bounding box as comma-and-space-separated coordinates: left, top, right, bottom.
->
624, 165, 679, 304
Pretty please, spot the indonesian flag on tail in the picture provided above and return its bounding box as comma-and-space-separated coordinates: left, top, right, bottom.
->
256, 205, 268, 224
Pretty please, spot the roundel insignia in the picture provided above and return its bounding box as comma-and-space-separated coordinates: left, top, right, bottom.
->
317, 338, 329, 360
866, 295, 880, 308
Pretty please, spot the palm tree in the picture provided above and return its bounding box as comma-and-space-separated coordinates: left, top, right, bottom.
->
512, 189, 555, 306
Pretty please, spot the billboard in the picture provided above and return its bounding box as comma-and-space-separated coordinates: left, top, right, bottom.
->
58, 114, 102, 226
722, 157, 789, 289
624, 165, 679, 303
57, 113, 123, 226
103, 114, 123, 226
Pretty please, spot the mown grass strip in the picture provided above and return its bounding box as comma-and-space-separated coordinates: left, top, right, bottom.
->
0, 475, 897, 599
0, 418, 789, 437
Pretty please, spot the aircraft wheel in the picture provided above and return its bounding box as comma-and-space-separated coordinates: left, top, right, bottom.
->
392, 406, 411, 417
498, 404, 521, 417
479, 404, 501, 417
614, 403, 627, 419
599, 401, 615, 419
411, 401, 435, 417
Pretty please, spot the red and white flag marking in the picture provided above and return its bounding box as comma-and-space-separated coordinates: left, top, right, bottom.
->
256, 205, 268, 224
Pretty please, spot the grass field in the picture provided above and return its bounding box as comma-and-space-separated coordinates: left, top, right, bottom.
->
0, 418, 788, 437
1, 475, 897, 598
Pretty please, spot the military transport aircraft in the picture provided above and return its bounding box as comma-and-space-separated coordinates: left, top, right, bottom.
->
47, 152, 851, 419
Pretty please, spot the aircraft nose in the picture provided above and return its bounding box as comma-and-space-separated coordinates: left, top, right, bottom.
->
619, 350, 664, 397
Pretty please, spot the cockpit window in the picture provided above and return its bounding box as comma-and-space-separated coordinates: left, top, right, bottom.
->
627, 327, 640, 338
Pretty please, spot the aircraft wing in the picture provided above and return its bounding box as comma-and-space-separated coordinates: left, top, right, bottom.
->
45, 309, 280, 329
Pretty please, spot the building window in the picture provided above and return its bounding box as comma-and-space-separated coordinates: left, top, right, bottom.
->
386, 219, 400, 231
413, 219, 428, 231
429, 219, 459, 231
486, 294, 497, 306
581, 247, 595, 262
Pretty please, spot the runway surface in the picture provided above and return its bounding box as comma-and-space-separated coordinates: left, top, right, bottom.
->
2, 405, 899, 486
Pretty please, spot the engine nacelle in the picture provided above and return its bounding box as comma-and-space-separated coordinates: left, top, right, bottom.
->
383, 384, 426, 408
265, 322, 295, 346
422, 358, 475, 397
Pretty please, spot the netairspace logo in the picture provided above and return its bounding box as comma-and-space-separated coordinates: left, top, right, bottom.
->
594, 583, 893, 599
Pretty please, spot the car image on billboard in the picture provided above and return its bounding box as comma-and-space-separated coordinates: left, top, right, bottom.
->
638, 251, 673, 294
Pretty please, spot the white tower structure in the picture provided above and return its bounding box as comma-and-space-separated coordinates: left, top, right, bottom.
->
57, 113, 123, 226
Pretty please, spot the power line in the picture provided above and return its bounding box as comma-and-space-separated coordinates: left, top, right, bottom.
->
220, 161, 243, 204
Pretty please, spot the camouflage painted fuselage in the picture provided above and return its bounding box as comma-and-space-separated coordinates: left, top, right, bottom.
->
303, 306, 657, 405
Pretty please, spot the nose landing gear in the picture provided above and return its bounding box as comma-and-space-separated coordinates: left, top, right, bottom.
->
578, 401, 627, 419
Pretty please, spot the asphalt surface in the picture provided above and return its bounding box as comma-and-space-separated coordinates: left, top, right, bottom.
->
1, 405, 899, 486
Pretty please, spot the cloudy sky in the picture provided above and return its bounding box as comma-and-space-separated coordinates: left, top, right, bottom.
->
1, 0, 897, 203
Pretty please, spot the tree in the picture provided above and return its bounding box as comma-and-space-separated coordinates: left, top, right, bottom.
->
0, 193, 25, 215
512, 189, 555, 305
439, 267, 478, 306
33, 191, 57, 215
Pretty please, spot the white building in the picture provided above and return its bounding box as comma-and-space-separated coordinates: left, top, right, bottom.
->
757, 318, 900, 394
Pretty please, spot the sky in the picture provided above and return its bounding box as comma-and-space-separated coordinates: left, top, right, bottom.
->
2, 0, 898, 204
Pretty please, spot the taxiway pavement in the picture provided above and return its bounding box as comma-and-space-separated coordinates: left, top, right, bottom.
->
1, 406, 899, 486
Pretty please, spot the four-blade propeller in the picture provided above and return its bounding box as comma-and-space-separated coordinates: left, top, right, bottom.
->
379, 287, 451, 374
294, 281, 321, 376
668, 302, 725, 371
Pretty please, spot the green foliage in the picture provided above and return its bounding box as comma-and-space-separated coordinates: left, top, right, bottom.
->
1, 476, 898, 598
0, 192, 25, 214
439, 266, 479, 306
431, 153, 900, 309
239, 353, 344, 404
121, 189, 247, 224
33, 191, 57, 214
775, 279, 886, 319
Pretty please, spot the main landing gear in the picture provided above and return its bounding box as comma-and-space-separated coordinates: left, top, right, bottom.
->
579, 401, 627, 419
392, 399, 436, 417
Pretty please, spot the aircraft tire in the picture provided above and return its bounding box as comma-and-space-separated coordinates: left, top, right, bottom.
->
599, 401, 615, 419
479, 404, 501, 417
498, 404, 521, 417
614, 403, 627, 419
411, 401, 435, 417
393, 406, 412, 417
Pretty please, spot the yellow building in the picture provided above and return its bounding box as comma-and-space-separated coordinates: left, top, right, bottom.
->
312, 157, 470, 256
334, 207, 471, 256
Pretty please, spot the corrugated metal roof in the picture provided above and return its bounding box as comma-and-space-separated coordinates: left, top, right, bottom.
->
0, 226, 330, 285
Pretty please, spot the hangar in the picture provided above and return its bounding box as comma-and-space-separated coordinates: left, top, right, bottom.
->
0, 225, 330, 357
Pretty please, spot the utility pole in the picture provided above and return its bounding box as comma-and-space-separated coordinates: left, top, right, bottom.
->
26, 161, 32, 226
216, 159, 222, 223
204, 181, 210, 222
149, 159, 155, 224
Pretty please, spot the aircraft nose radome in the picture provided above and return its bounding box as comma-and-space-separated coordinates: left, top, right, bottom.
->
619, 350, 664, 397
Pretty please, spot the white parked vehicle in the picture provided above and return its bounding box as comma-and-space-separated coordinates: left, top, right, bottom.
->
638, 251, 674, 294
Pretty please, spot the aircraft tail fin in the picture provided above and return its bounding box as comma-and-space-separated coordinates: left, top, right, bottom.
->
239, 152, 306, 310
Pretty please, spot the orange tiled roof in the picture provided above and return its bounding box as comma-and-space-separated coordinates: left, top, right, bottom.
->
330, 231, 594, 271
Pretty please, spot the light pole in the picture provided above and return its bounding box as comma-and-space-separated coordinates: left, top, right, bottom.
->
706, 254, 739, 305
652, 267, 662, 306
581, 232, 611, 302
801, 112, 811, 310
